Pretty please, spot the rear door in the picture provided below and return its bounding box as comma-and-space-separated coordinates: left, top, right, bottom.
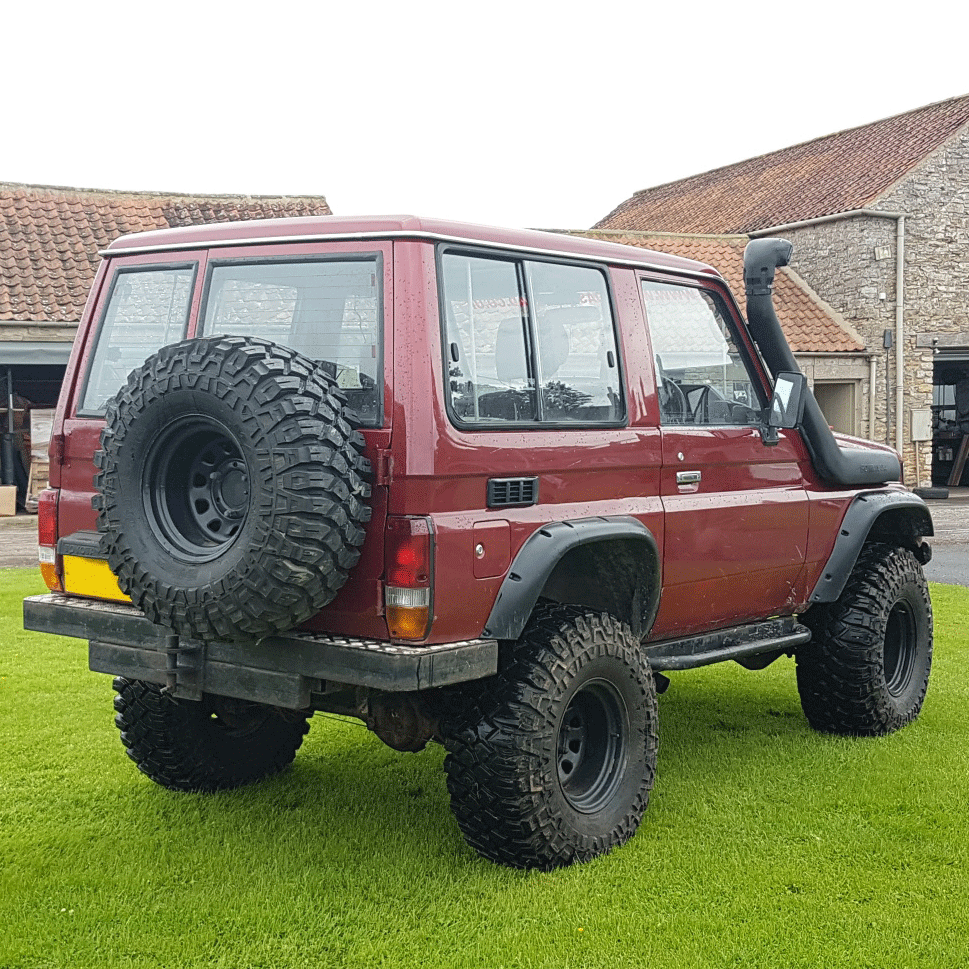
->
59, 252, 207, 539
639, 276, 810, 639
194, 241, 393, 636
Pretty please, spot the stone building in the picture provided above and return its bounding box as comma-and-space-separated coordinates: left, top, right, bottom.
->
0, 182, 332, 502
596, 94, 969, 488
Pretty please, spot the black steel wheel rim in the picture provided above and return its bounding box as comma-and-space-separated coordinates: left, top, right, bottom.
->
557, 679, 628, 813
144, 417, 250, 562
884, 599, 918, 696
205, 696, 271, 738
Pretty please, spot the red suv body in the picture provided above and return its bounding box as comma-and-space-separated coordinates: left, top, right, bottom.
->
26, 216, 934, 869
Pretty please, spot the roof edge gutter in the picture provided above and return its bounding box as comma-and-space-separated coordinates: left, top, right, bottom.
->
748, 208, 907, 235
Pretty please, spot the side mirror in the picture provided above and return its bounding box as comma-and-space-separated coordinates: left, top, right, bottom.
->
761, 371, 807, 446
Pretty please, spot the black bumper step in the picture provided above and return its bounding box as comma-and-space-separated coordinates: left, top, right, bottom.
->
24, 594, 498, 707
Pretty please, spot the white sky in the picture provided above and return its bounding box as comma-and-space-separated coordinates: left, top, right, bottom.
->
5, 0, 968, 231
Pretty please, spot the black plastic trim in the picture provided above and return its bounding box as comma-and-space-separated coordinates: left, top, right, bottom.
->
809, 490, 934, 603
57, 531, 107, 559
744, 238, 902, 485
482, 516, 661, 640
487, 477, 539, 508
645, 617, 811, 671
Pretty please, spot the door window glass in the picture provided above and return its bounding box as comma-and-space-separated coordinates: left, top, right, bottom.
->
525, 261, 622, 422
641, 280, 763, 426
441, 254, 536, 422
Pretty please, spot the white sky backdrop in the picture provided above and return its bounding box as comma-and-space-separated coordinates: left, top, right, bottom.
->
5, 0, 968, 230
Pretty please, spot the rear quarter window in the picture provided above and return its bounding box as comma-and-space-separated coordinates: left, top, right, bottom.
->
440, 251, 624, 427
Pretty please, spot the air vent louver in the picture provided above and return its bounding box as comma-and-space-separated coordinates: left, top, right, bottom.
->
487, 477, 539, 508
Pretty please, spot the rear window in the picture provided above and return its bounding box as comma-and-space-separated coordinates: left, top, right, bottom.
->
200, 257, 382, 425
78, 265, 194, 415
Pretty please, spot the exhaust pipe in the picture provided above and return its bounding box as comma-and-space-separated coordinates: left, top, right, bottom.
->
744, 239, 900, 486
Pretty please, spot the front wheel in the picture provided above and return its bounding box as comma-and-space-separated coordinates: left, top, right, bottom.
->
796, 544, 932, 736
442, 604, 659, 870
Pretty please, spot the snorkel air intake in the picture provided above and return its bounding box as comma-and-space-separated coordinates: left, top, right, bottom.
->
744, 239, 901, 486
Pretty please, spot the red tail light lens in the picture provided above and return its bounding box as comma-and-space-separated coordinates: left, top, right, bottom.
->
384, 516, 433, 640
37, 488, 63, 592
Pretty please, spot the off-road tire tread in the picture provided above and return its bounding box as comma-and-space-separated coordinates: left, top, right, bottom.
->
442, 603, 658, 870
94, 336, 372, 642
112, 677, 310, 792
797, 543, 932, 735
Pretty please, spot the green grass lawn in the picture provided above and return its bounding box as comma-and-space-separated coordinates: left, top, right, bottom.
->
3, 570, 968, 969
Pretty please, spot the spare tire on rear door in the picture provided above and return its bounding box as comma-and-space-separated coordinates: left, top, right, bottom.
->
94, 336, 372, 643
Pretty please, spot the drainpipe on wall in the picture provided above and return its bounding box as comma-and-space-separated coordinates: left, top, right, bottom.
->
751, 208, 908, 461
894, 216, 905, 459
869, 353, 878, 440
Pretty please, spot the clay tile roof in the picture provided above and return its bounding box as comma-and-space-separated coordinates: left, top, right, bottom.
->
595, 94, 969, 234
0, 183, 332, 323
578, 231, 864, 353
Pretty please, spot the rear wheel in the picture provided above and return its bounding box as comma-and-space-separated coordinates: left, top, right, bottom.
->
113, 678, 311, 792
797, 544, 932, 735
442, 604, 658, 870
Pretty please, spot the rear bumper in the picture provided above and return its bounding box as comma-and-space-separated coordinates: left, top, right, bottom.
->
24, 594, 498, 708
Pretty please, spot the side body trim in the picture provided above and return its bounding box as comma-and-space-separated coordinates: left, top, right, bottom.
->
646, 617, 810, 671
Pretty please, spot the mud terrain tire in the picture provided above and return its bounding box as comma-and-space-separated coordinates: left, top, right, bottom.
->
94, 336, 371, 643
443, 603, 658, 870
113, 677, 311, 792
797, 543, 932, 735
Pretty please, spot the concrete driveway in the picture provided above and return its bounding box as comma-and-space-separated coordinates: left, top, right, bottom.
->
0, 516, 39, 569
921, 496, 969, 588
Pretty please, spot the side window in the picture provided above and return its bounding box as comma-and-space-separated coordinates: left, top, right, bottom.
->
441, 252, 624, 426
201, 258, 382, 425
78, 265, 194, 415
441, 254, 537, 422
641, 280, 763, 427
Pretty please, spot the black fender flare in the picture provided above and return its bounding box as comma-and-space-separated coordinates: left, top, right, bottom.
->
808, 490, 934, 604
482, 516, 661, 641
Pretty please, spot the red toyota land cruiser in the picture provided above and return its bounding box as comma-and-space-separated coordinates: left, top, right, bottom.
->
24, 216, 934, 869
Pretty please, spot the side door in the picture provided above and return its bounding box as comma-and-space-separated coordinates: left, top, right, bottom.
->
640, 276, 810, 639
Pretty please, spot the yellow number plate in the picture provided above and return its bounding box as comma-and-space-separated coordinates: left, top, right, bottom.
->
62, 556, 131, 603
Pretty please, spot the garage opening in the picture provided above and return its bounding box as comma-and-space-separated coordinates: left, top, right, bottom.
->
932, 357, 969, 486
813, 381, 857, 436
0, 344, 71, 511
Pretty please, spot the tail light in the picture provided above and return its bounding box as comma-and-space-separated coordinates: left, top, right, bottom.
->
384, 516, 433, 640
37, 488, 63, 592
